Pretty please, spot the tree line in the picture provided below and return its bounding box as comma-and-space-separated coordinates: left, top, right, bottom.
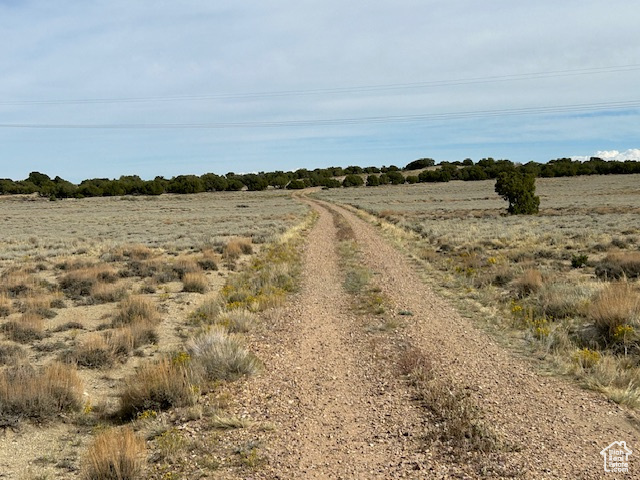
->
1, 156, 639, 199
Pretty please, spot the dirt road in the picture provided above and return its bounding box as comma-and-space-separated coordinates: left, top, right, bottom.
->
234, 198, 640, 479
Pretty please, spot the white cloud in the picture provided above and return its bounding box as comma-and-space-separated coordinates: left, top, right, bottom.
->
572, 149, 640, 162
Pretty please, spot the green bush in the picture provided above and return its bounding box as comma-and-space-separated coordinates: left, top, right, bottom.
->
342, 174, 364, 187
495, 170, 540, 215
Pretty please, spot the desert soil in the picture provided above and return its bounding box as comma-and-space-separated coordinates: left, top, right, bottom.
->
228, 197, 640, 479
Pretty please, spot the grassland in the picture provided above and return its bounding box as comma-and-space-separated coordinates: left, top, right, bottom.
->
0, 190, 307, 479
316, 174, 640, 407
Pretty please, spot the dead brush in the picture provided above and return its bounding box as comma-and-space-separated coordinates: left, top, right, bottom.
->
1, 313, 45, 343
60, 265, 118, 298
588, 282, 640, 341
113, 296, 159, 326
596, 251, 640, 280
70, 333, 115, 369
82, 426, 146, 480
2, 270, 38, 298
0, 361, 84, 420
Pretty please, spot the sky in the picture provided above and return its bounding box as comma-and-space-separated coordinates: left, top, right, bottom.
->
1, 1, 639, 182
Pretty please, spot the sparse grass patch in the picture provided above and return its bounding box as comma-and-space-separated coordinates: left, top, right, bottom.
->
398, 348, 498, 453
0, 362, 84, 421
82, 426, 146, 480
187, 326, 261, 382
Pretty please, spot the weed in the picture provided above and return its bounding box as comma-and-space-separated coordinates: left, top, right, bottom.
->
573, 348, 601, 369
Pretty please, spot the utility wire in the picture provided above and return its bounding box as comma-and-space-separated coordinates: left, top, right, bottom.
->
1, 99, 638, 129
1, 64, 639, 106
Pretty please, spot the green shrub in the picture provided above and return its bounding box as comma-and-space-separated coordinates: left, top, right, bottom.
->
495, 170, 540, 215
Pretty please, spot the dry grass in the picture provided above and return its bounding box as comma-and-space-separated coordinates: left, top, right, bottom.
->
113, 296, 159, 326
118, 356, 197, 420
82, 426, 146, 480
90, 282, 128, 304
512, 269, 543, 297
182, 272, 208, 293
0, 362, 84, 420
224, 238, 253, 260
187, 326, 261, 382
588, 282, 640, 340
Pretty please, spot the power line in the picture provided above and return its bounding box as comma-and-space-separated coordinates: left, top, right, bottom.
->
1, 64, 639, 106
1, 99, 638, 129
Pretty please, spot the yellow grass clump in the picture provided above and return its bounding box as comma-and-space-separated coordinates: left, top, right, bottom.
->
182, 272, 208, 293
82, 426, 146, 480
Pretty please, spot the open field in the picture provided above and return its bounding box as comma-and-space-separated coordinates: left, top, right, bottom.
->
0, 190, 307, 479
316, 174, 640, 407
1, 175, 639, 478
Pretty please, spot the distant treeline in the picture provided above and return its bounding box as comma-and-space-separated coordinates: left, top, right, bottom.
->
1, 156, 639, 199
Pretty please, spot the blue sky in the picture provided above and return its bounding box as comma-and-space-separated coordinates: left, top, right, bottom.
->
1, 1, 639, 182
